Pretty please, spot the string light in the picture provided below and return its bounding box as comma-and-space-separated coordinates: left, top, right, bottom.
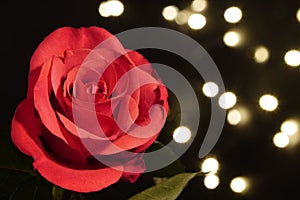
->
230, 177, 248, 193
201, 157, 219, 174
224, 7, 243, 23
202, 82, 219, 97
162, 5, 179, 21
259, 94, 278, 112
273, 132, 290, 148
188, 13, 206, 30
223, 31, 241, 47
98, 0, 124, 17
218, 92, 237, 109
204, 174, 220, 189
173, 126, 192, 143
284, 50, 300, 67
254, 46, 270, 63
280, 119, 299, 136
190, 0, 207, 12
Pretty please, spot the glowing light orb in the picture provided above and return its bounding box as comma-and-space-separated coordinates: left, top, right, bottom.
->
230, 177, 248, 193
224, 7, 243, 23
162, 5, 179, 21
218, 92, 237, 109
259, 94, 278, 112
173, 126, 192, 143
202, 82, 219, 97
201, 157, 219, 174
204, 174, 220, 189
273, 132, 290, 148
223, 31, 240, 47
284, 50, 300, 67
188, 14, 206, 30
254, 46, 270, 63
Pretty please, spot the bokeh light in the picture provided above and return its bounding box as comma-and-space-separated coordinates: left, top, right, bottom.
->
175, 10, 190, 25
191, 0, 207, 12
223, 31, 240, 47
202, 82, 219, 97
218, 92, 237, 109
188, 13, 206, 30
259, 94, 278, 112
297, 8, 300, 22
254, 46, 270, 63
201, 157, 219, 174
273, 132, 290, 148
98, 0, 124, 17
162, 5, 179, 21
284, 50, 300, 67
280, 119, 299, 136
224, 7, 243, 23
230, 177, 248, 193
173, 126, 192, 143
204, 174, 220, 190
227, 109, 242, 125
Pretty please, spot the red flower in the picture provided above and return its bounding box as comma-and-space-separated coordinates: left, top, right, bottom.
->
11, 27, 168, 192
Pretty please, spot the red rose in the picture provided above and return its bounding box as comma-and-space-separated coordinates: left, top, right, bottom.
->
11, 26, 168, 192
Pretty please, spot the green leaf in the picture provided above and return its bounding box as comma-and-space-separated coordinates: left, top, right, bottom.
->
128, 172, 198, 200
145, 141, 185, 177
52, 185, 64, 200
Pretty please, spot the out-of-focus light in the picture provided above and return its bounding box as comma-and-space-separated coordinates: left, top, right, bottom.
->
188, 13, 206, 30
284, 50, 300, 67
230, 177, 248, 193
218, 92, 237, 110
173, 126, 192, 143
201, 157, 219, 174
98, 0, 124, 17
297, 9, 300, 22
175, 10, 190, 25
204, 174, 220, 189
223, 31, 240, 47
162, 5, 179, 21
227, 109, 242, 125
191, 0, 207, 12
224, 7, 243, 23
259, 94, 278, 112
273, 132, 289, 148
202, 82, 219, 97
254, 46, 270, 63
281, 119, 299, 136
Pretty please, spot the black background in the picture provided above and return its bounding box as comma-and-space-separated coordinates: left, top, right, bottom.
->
1, 0, 300, 199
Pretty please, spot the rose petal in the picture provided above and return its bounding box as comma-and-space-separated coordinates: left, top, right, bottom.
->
28, 26, 124, 98
11, 99, 123, 192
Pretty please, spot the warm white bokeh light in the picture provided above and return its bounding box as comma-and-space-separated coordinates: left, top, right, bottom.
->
297, 9, 300, 22
175, 10, 190, 25
188, 13, 206, 30
204, 174, 220, 189
218, 92, 237, 109
98, 0, 124, 17
259, 94, 278, 112
284, 50, 300, 67
230, 177, 248, 193
201, 157, 219, 174
223, 31, 240, 47
162, 5, 179, 21
224, 7, 243, 23
173, 126, 192, 143
191, 0, 207, 12
273, 132, 290, 148
202, 82, 219, 97
254, 46, 270, 63
281, 119, 299, 136
227, 109, 242, 125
